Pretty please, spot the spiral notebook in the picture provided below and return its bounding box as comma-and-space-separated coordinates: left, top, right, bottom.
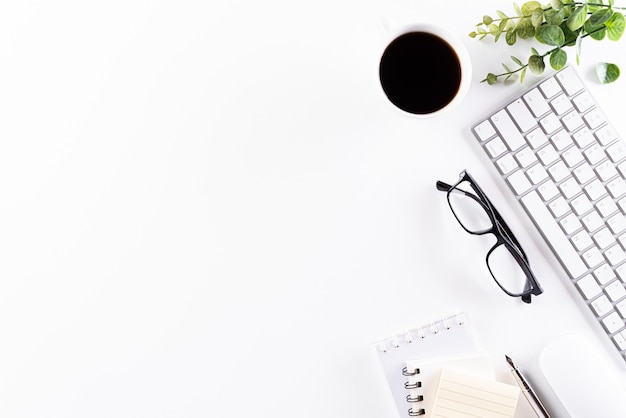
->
404, 353, 495, 416
372, 313, 481, 418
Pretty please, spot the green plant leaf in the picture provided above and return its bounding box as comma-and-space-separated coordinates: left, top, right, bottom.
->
550, 0, 563, 10
550, 48, 568, 70
596, 62, 621, 83
506, 28, 518, 45
532, 9, 544, 27
560, 21, 580, 46
522, 1, 542, 15
520, 66, 527, 83
585, 11, 608, 41
606, 12, 626, 41
483, 15, 493, 25
529, 54, 546, 74
511, 56, 523, 66
586, 22, 607, 40
590, 8, 614, 26
497, 10, 509, 20
486, 73, 498, 84
536, 24, 565, 46
567, 5, 588, 31
544, 8, 565, 25
517, 18, 536, 38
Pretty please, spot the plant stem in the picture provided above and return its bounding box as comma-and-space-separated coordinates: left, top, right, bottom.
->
481, 25, 606, 83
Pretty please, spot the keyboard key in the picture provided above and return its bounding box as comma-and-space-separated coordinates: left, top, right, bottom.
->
595, 263, 617, 284
562, 110, 585, 131
538, 180, 559, 200
507, 170, 532, 195
526, 128, 549, 148
551, 94, 574, 115
596, 125, 618, 145
582, 247, 604, 268
556, 66, 584, 95
606, 280, 626, 301
608, 213, 626, 234
606, 244, 626, 266
540, 76, 562, 98
608, 178, 626, 198
573, 163, 595, 184
619, 234, 626, 250
618, 196, 626, 214
474, 120, 497, 141
549, 196, 570, 218
573, 92, 594, 112
581, 210, 603, 232
550, 130, 573, 150
548, 161, 569, 182
571, 194, 593, 216
515, 147, 538, 168
485, 137, 507, 158
578, 275, 601, 299
538, 144, 559, 165
507, 98, 537, 132
540, 113, 562, 134
617, 301, 626, 318
526, 164, 548, 184
607, 141, 626, 163
602, 311, 624, 333
595, 160, 618, 182
584, 107, 607, 129
585, 179, 607, 201
562, 147, 584, 167
520, 191, 588, 277
594, 228, 616, 249
496, 154, 519, 175
592, 294, 614, 316
559, 177, 582, 199
573, 127, 595, 148
615, 330, 626, 349
584, 144, 607, 165
597, 196, 619, 218
571, 229, 593, 251
561, 213, 583, 234
491, 109, 525, 151
523, 88, 550, 117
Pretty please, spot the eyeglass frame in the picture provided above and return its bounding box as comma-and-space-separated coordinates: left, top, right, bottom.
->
436, 170, 543, 304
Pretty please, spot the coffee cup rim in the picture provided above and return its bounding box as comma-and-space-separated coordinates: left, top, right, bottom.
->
380, 22, 472, 118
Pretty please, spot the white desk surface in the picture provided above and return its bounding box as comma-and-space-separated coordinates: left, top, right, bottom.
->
2, 1, 626, 417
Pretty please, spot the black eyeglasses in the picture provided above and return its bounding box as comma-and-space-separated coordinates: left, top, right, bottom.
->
436, 170, 543, 303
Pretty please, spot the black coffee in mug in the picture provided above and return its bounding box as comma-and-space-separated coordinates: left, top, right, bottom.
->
379, 31, 462, 115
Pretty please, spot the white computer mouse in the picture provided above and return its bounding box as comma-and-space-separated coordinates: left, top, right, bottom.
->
539, 332, 626, 417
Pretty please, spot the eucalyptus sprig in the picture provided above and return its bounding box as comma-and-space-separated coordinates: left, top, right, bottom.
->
470, 0, 626, 84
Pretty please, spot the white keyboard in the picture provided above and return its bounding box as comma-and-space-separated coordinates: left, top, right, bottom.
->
472, 66, 626, 361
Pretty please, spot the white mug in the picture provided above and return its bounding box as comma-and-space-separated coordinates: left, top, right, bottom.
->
379, 22, 472, 118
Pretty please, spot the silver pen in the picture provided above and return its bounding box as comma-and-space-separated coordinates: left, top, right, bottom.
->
505, 355, 551, 418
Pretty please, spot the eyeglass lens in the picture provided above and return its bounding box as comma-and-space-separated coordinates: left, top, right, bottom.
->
448, 180, 493, 233
487, 243, 532, 296
449, 180, 530, 297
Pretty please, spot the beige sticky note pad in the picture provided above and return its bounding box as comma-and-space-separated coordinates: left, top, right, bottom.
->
430, 368, 520, 418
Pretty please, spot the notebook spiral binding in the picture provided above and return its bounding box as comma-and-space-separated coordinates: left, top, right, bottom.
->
385, 313, 467, 417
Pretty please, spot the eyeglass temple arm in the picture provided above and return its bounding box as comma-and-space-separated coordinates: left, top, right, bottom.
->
436, 181, 475, 198
436, 181, 452, 192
